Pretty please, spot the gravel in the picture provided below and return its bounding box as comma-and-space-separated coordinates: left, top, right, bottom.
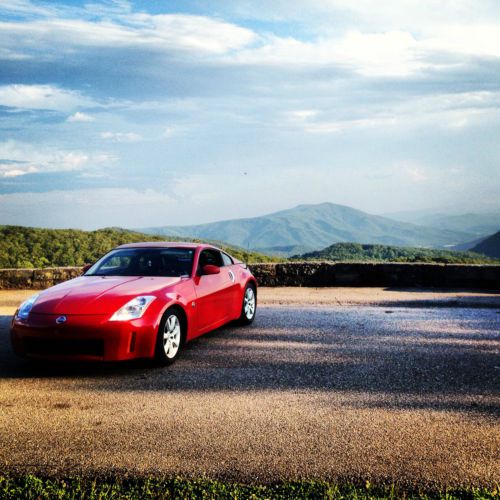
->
0, 289, 498, 487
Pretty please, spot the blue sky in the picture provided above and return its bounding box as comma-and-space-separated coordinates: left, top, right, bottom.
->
0, 0, 499, 229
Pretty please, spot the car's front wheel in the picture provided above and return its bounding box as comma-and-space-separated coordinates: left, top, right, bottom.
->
239, 283, 256, 325
155, 308, 184, 365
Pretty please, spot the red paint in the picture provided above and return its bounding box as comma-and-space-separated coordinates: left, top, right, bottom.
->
201, 264, 221, 275
10, 242, 257, 362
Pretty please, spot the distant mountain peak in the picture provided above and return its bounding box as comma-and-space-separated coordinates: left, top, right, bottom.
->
139, 201, 477, 256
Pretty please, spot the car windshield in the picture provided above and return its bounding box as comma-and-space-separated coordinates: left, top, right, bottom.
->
85, 248, 195, 277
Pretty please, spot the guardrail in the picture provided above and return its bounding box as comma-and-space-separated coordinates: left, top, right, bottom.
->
0, 263, 499, 290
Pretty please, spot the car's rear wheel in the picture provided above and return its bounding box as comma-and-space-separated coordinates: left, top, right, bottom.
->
155, 308, 184, 365
239, 283, 256, 325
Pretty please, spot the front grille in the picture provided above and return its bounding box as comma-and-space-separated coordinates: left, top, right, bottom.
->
23, 337, 104, 357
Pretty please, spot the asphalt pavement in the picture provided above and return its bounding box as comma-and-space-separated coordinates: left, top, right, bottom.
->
0, 290, 498, 487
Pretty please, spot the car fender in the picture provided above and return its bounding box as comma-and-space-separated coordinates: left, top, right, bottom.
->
157, 285, 196, 338
231, 276, 257, 319
242, 275, 257, 294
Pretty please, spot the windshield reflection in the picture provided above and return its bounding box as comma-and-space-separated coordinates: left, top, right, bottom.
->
85, 248, 195, 277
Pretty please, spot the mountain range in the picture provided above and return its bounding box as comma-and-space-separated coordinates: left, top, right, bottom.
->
389, 211, 500, 237
140, 202, 483, 256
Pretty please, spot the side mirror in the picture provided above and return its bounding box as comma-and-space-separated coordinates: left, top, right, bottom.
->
202, 264, 220, 275
82, 264, 92, 274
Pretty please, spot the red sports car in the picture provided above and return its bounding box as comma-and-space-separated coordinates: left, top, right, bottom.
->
10, 242, 257, 365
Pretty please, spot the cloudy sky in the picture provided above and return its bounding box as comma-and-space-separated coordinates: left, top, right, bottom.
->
1, 0, 499, 229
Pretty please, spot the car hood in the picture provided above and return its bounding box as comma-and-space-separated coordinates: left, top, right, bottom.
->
31, 275, 182, 315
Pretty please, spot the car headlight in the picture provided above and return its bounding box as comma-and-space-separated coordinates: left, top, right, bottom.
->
16, 294, 39, 320
109, 296, 156, 321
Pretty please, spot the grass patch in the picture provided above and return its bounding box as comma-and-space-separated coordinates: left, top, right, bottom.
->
0, 475, 498, 499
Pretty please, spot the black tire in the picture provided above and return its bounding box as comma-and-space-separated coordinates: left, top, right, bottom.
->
154, 308, 185, 366
239, 283, 257, 325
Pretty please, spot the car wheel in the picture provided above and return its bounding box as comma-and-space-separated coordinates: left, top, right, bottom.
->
155, 308, 184, 365
239, 283, 256, 325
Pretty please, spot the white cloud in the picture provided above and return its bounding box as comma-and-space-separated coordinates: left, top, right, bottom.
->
229, 20, 500, 77
231, 30, 429, 76
101, 131, 142, 142
0, 140, 115, 177
1, 1, 499, 73
332, 31, 424, 77
0, 0, 57, 17
0, 162, 37, 178
67, 111, 94, 122
0, 84, 96, 111
288, 109, 319, 120
401, 163, 430, 183
162, 127, 176, 138
285, 90, 500, 135
422, 25, 500, 59
0, 13, 256, 58
1, 3, 498, 93
59, 152, 89, 169
131, 13, 257, 54
92, 152, 119, 164
287, 111, 399, 134
220, 0, 500, 34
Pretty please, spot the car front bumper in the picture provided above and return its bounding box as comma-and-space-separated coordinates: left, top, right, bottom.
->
10, 312, 157, 362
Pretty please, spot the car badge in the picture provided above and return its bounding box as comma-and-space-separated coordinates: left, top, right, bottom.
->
228, 270, 235, 283
56, 316, 67, 324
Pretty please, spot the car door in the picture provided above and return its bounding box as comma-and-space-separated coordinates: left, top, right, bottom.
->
193, 248, 234, 333
220, 251, 241, 318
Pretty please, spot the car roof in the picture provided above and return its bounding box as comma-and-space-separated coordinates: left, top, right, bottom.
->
116, 241, 213, 250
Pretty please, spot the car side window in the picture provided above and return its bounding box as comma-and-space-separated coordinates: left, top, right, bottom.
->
221, 252, 233, 266
198, 249, 224, 272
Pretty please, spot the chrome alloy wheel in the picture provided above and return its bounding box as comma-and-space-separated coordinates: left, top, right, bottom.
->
244, 287, 256, 320
163, 314, 181, 359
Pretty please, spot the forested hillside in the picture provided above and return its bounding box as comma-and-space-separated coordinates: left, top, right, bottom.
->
0, 226, 278, 268
1, 226, 496, 269
294, 242, 498, 264
471, 231, 500, 258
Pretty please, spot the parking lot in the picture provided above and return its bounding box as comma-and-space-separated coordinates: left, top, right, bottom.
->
0, 288, 498, 487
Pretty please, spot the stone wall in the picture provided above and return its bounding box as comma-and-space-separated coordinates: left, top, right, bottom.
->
0, 267, 82, 290
0, 263, 498, 290
249, 263, 500, 289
